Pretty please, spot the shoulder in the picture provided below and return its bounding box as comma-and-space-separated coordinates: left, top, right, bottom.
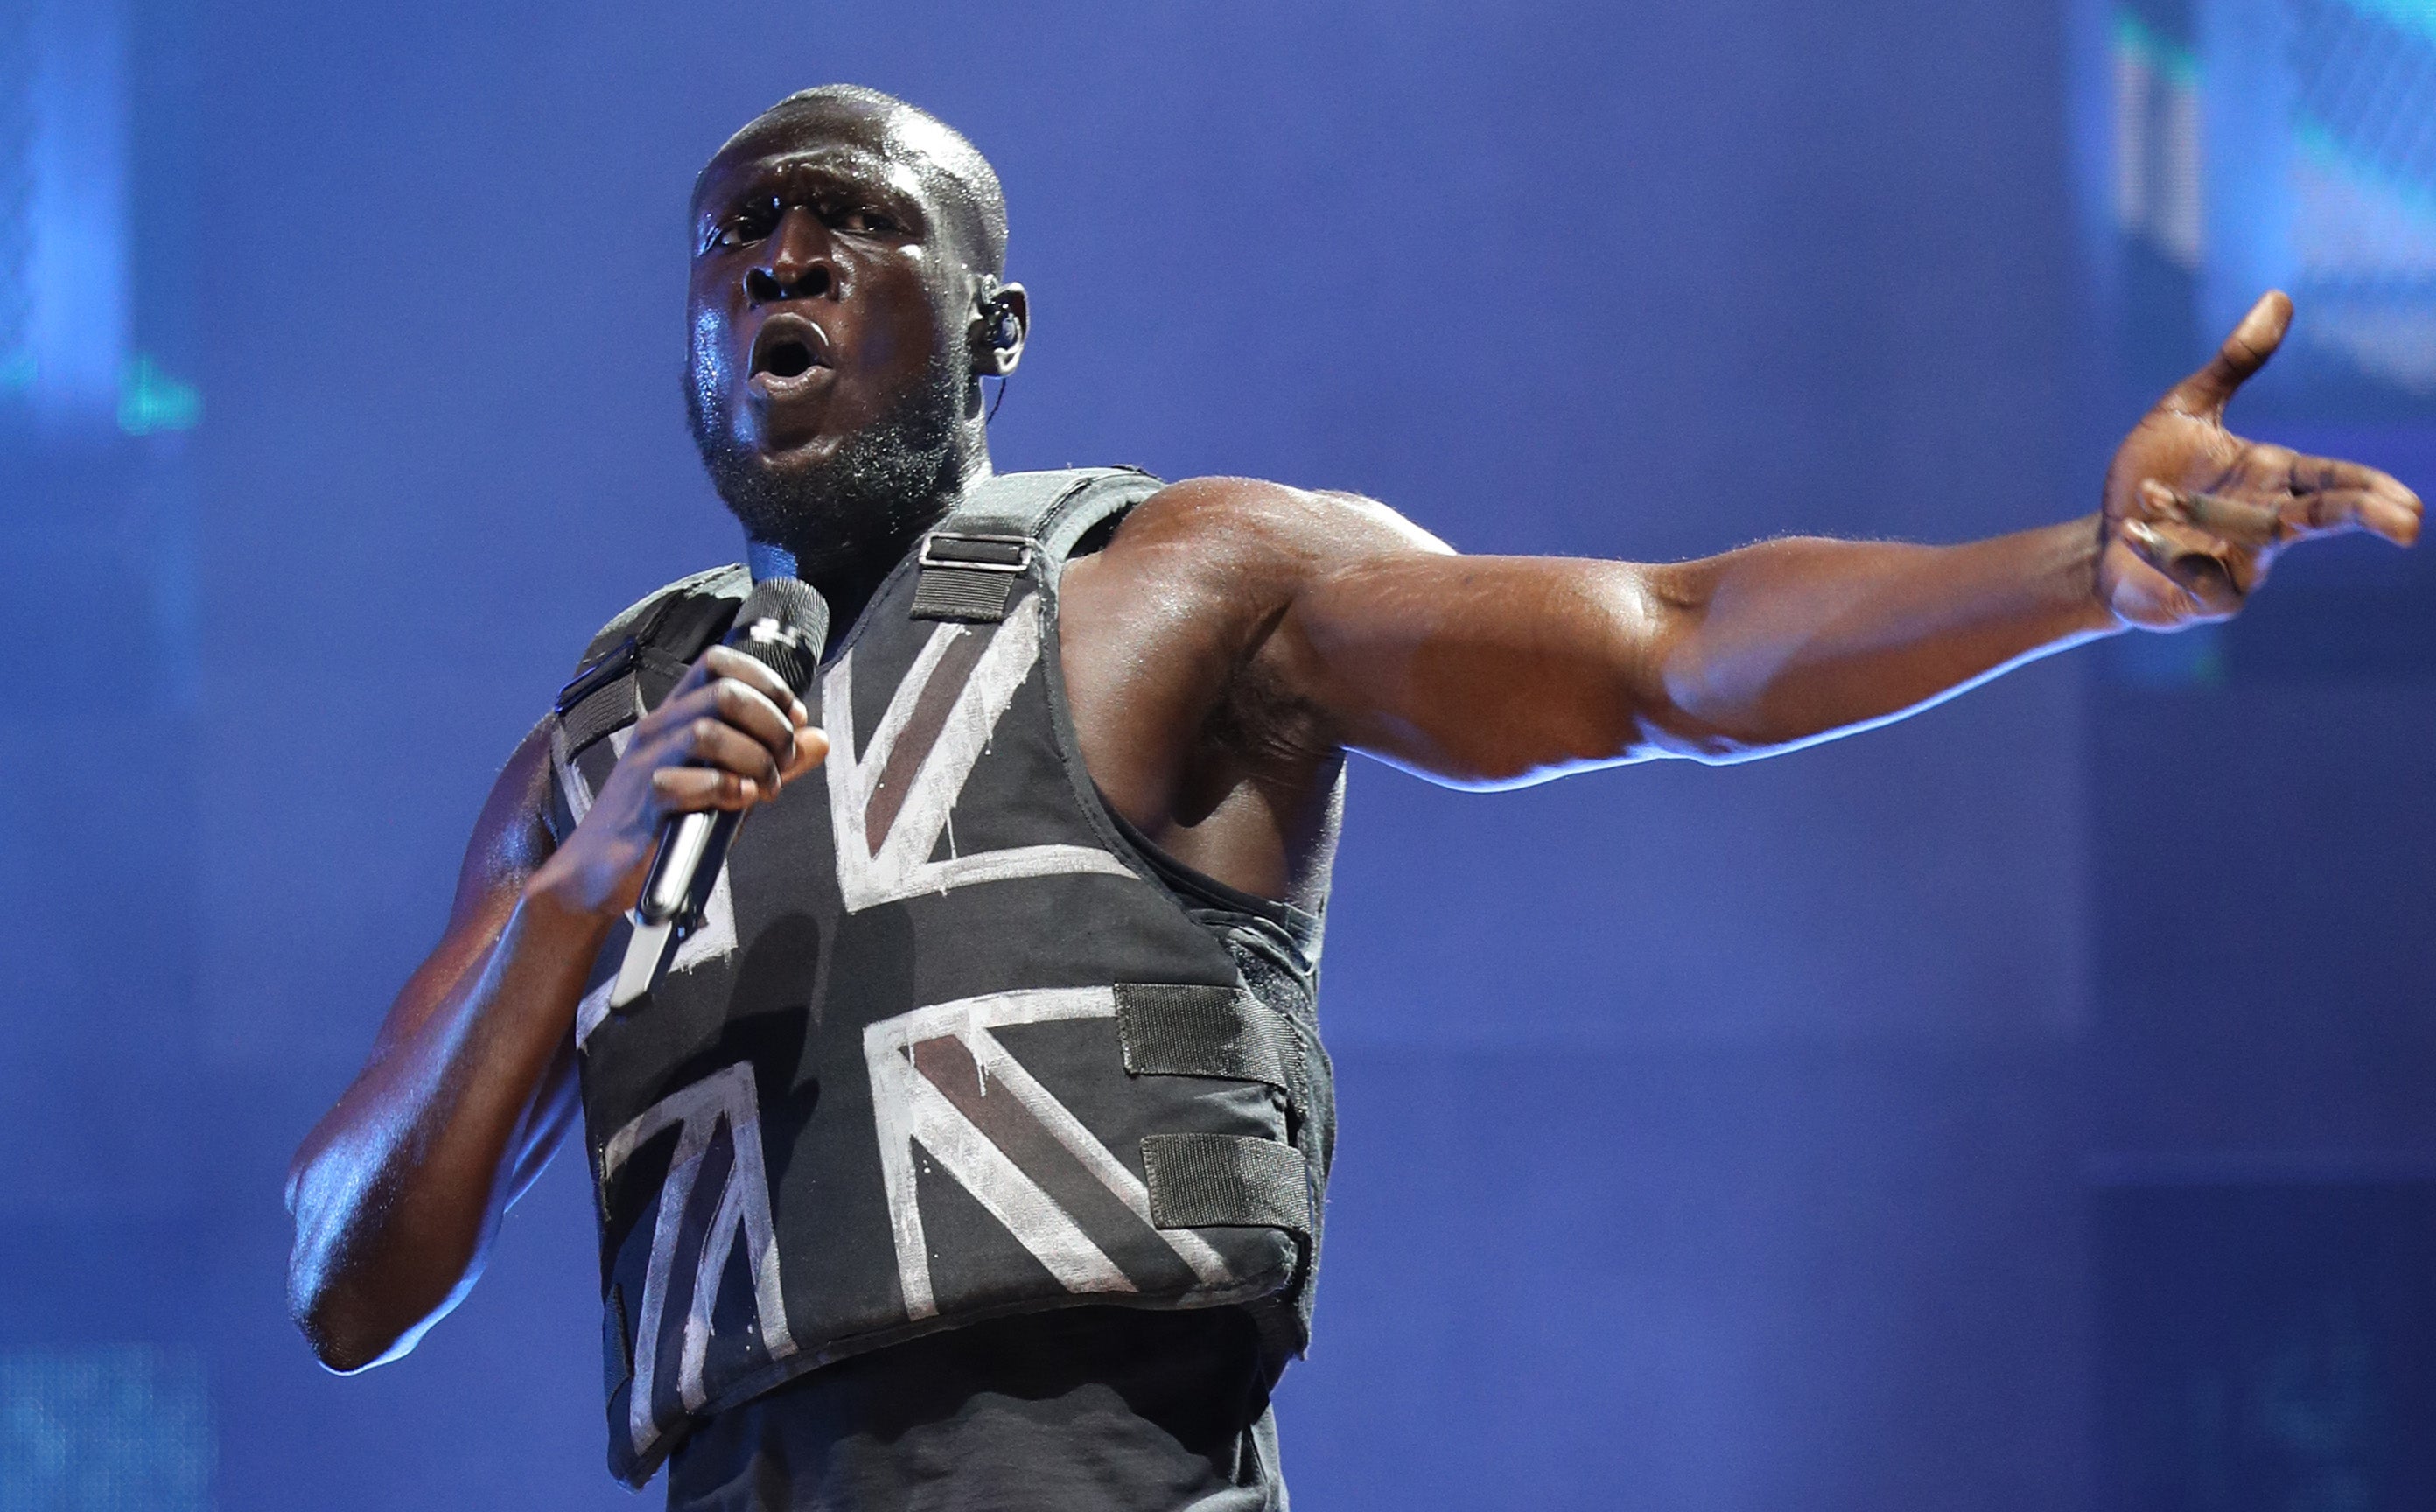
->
599, 563, 752, 631
1098, 476, 1450, 593
574, 563, 752, 666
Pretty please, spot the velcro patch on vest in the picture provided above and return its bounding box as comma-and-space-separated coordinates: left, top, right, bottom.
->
910, 532, 1032, 623
1141, 1133, 1312, 1236
864, 987, 1245, 1323
1114, 984, 1297, 1097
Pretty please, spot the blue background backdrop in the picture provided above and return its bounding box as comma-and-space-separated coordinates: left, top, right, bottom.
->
4, 1, 2431, 1508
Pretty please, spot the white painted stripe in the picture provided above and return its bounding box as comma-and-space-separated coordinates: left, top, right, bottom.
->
550, 720, 594, 827
824, 600, 1132, 913
668, 862, 737, 976
600, 1063, 794, 1461
966, 1031, 1234, 1286
864, 986, 1237, 1312
573, 973, 615, 1052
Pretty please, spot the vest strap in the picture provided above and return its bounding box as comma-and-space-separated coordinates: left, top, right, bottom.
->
554, 567, 752, 764
912, 466, 1162, 623
601, 1284, 633, 1399
1141, 1133, 1312, 1236
556, 637, 646, 758
908, 532, 1034, 622
1115, 984, 1299, 1097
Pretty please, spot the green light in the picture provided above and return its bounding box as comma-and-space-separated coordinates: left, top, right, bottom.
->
2112, 11, 2201, 88
117, 353, 200, 435
2346, 0, 2436, 46
2293, 115, 2436, 217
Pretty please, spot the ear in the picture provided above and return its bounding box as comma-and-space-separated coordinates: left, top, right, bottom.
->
972, 281, 1028, 377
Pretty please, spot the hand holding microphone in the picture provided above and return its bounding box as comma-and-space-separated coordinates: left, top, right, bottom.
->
534, 578, 828, 1010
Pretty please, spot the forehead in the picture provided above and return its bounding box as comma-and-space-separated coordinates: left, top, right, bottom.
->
694, 105, 958, 218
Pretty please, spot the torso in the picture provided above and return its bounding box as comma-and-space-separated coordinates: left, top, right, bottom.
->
545, 473, 1374, 1492
503, 473, 1438, 910
494, 473, 1414, 1504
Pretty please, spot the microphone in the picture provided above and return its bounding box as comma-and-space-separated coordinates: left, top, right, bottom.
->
608, 576, 828, 1009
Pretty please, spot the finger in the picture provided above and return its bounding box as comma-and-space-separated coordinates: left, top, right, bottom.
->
2141, 480, 2281, 548
635, 679, 752, 749
650, 766, 766, 815
667, 716, 786, 788
697, 645, 806, 724
780, 726, 830, 782
640, 669, 796, 760
2121, 516, 2256, 608
706, 676, 798, 766
2163, 290, 2292, 420
2279, 486, 2416, 545
2282, 454, 2423, 544
2102, 536, 2211, 626
2278, 450, 2414, 500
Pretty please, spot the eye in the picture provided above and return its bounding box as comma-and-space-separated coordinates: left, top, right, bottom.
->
832, 204, 900, 235
710, 196, 784, 250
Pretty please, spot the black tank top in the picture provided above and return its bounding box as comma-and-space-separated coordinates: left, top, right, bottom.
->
662, 1303, 1285, 1512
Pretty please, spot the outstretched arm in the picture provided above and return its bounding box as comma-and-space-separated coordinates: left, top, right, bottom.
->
1275, 293, 2420, 785
1285, 519, 2114, 780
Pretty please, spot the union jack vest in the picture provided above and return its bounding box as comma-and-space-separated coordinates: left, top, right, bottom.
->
544, 468, 1338, 1486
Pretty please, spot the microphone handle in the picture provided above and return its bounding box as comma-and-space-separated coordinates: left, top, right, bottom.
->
612, 802, 745, 1010
636, 808, 741, 928
606, 582, 824, 1012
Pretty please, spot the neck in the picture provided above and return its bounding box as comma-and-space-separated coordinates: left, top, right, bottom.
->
746, 434, 994, 648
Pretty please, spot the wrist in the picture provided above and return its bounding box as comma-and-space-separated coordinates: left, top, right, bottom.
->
2065, 511, 2129, 634
521, 852, 629, 932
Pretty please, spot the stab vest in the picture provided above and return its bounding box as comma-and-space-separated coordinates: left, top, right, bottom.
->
544, 469, 1339, 1486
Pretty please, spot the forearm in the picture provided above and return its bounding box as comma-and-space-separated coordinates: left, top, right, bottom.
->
285, 885, 608, 1370
1645, 515, 2121, 758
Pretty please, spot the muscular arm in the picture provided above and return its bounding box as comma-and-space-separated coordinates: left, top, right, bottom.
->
284, 721, 607, 1371
1261, 294, 2418, 788
1066, 298, 2415, 901
285, 647, 823, 1372
1281, 519, 2116, 782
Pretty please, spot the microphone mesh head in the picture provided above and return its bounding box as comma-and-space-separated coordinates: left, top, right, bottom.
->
730, 576, 830, 696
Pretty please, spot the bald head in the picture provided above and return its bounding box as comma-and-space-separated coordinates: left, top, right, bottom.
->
700, 86, 1008, 278
683, 86, 1024, 589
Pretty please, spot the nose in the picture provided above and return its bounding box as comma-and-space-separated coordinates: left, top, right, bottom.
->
746, 206, 836, 304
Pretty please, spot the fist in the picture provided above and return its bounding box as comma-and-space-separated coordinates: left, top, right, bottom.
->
529, 644, 829, 918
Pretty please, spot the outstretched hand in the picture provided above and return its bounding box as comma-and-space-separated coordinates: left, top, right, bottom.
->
2097, 291, 2423, 628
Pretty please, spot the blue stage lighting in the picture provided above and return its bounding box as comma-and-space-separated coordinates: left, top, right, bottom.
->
2084, 0, 2436, 414
0, 1347, 213, 1512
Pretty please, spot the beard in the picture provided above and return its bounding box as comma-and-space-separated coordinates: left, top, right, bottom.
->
688, 344, 970, 583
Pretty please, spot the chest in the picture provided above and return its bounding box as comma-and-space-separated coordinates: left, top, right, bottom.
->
548, 542, 1332, 1484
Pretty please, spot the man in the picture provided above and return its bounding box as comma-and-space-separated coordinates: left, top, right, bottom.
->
285, 85, 2418, 1511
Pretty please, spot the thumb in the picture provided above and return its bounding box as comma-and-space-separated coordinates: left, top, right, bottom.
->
2162, 290, 2292, 420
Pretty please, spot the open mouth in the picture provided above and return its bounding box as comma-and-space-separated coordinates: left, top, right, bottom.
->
749, 314, 833, 392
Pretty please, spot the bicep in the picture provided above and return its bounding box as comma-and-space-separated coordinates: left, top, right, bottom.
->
1278, 551, 1686, 787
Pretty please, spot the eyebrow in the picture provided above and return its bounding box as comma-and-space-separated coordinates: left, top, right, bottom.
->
696, 146, 929, 224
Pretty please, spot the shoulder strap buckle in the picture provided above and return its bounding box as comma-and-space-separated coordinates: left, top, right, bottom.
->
918, 531, 1033, 575
908, 467, 1164, 624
